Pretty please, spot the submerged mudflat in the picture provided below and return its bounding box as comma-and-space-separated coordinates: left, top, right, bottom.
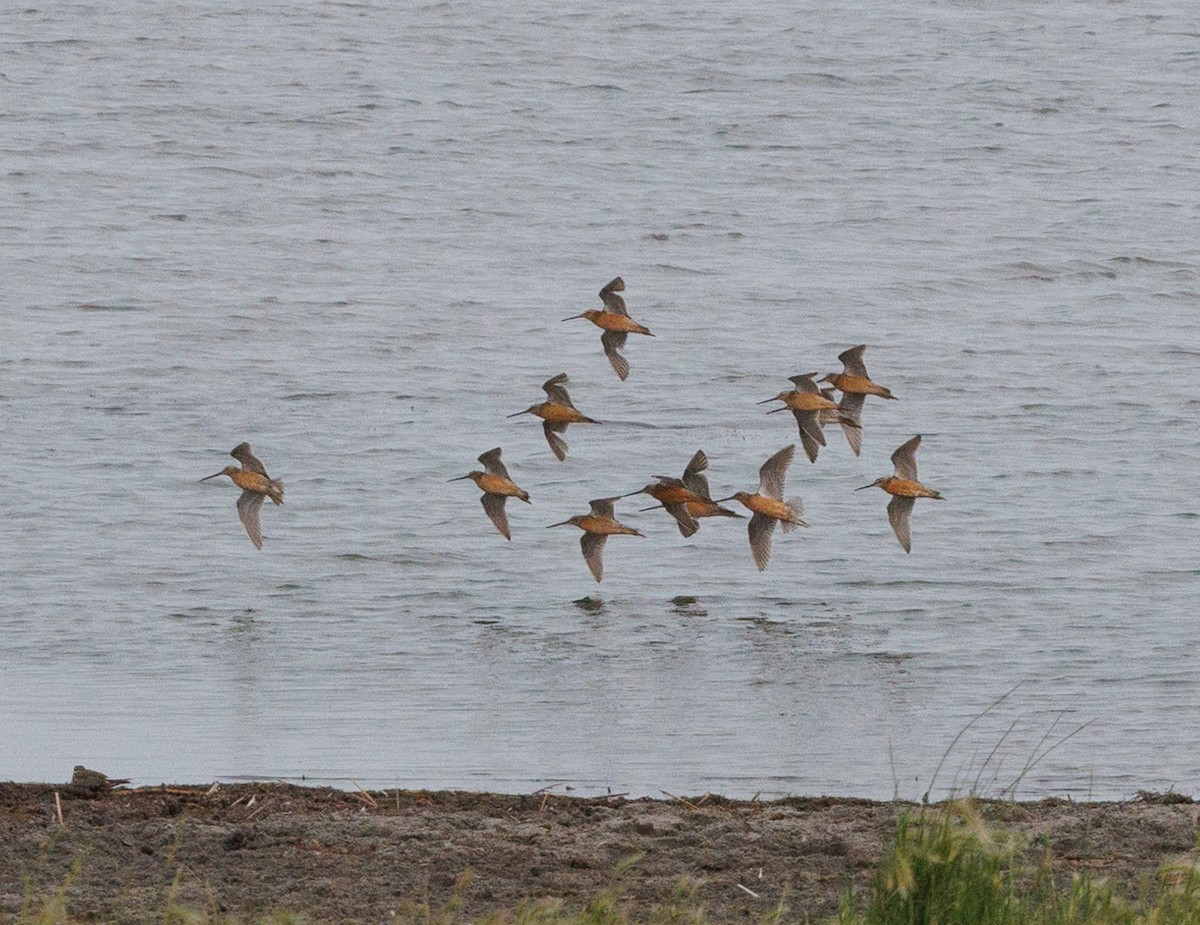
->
1, 783, 1197, 923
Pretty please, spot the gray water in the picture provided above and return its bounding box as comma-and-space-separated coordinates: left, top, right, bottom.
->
2, 1, 1198, 800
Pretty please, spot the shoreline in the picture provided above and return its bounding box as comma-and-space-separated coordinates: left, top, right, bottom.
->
3, 782, 1197, 923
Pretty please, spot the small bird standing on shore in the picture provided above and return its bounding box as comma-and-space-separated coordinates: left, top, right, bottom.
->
715, 445, 808, 571
508, 373, 598, 461
449, 447, 531, 540
199, 442, 284, 549
759, 373, 860, 463
562, 277, 654, 380
821, 345, 896, 450
856, 435, 944, 553
548, 497, 643, 582
71, 765, 130, 792
628, 450, 739, 536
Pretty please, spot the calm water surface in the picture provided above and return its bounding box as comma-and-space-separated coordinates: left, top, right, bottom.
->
2, 2, 1198, 799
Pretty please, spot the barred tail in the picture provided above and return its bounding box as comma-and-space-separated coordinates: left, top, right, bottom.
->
268, 479, 284, 505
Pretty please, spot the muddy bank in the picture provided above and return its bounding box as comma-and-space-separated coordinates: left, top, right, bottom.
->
1, 782, 1197, 923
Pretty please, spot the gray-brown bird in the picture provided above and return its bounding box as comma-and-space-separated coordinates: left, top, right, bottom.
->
856, 435, 943, 553
199, 442, 284, 549
562, 277, 654, 380
715, 445, 808, 571
508, 373, 598, 461
72, 765, 130, 792
548, 497, 644, 582
449, 447, 531, 540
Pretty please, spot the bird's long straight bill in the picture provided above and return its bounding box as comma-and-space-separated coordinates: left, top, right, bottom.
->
198, 471, 224, 482
447, 475, 472, 482
546, 520, 573, 528
639, 503, 665, 512
713, 496, 736, 503
755, 397, 781, 405
561, 313, 588, 321
506, 409, 530, 418
854, 484, 874, 491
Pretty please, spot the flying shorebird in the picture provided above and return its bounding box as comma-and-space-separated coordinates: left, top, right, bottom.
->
626, 450, 740, 537
507, 373, 598, 461
199, 442, 284, 549
820, 345, 896, 448
449, 447, 531, 540
562, 277, 654, 381
759, 372, 862, 463
715, 444, 808, 571
820, 386, 863, 456
856, 435, 944, 553
548, 497, 643, 582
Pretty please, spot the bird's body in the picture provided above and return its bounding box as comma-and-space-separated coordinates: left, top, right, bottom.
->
72, 765, 130, 792
563, 277, 653, 380
450, 447, 530, 540
821, 344, 897, 400
857, 435, 943, 553
200, 442, 283, 549
549, 497, 643, 582
760, 373, 858, 463
717, 445, 807, 570
508, 373, 598, 460
629, 450, 739, 537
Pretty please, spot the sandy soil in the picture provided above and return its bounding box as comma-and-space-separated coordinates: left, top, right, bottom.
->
1, 782, 1197, 923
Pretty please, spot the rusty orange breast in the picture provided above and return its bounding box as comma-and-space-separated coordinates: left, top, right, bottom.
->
880, 477, 939, 498
743, 494, 797, 521
476, 474, 522, 497
231, 469, 273, 493
783, 392, 840, 412
536, 402, 590, 424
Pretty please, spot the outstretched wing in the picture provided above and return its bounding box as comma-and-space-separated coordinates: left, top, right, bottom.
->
581, 533, 607, 582
601, 330, 629, 380
748, 513, 777, 571
793, 410, 825, 463
787, 373, 821, 395
588, 497, 616, 519
758, 444, 795, 500
230, 442, 269, 476
887, 495, 915, 553
599, 276, 627, 315
682, 450, 712, 500
543, 421, 568, 461
236, 490, 266, 549
541, 373, 575, 407
481, 493, 511, 540
664, 502, 699, 538
477, 447, 508, 478
891, 435, 922, 481
837, 344, 869, 378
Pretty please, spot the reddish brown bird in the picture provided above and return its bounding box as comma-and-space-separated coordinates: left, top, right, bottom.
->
856, 435, 944, 553
759, 372, 861, 463
627, 450, 740, 537
450, 447, 531, 540
820, 345, 896, 449
715, 445, 808, 571
562, 277, 654, 380
508, 373, 598, 461
199, 442, 284, 549
548, 497, 644, 582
